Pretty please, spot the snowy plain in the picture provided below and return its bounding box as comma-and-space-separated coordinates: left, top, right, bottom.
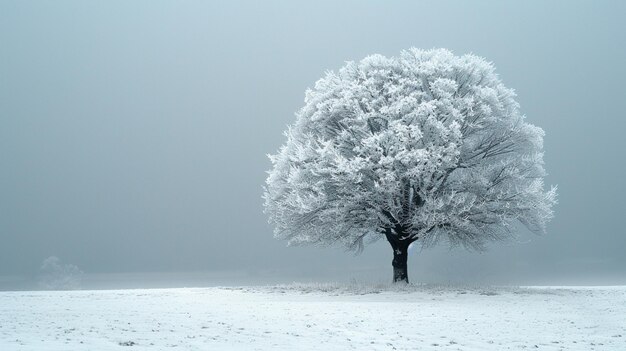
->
1, 284, 625, 351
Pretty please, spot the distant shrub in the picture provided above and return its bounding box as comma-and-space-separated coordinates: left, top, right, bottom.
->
38, 256, 83, 290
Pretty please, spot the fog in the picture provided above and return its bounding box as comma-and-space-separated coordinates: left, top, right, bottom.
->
1, 0, 625, 290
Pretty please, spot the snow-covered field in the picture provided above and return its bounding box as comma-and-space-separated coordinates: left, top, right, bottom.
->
1, 284, 625, 350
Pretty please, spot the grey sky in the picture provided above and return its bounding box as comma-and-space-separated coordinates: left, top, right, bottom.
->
1, 1, 625, 286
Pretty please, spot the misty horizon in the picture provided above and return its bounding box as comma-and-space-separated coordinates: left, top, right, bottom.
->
2, 1, 626, 290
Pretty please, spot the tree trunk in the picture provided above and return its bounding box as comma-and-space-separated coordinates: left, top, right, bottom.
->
387, 236, 410, 284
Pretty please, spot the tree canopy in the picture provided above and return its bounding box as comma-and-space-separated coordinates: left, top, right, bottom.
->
264, 48, 556, 254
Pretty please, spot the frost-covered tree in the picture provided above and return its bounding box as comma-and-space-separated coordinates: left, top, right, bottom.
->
263, 49, 556, 283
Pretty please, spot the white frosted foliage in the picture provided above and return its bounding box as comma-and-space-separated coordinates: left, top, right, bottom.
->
264, 48, 556, 252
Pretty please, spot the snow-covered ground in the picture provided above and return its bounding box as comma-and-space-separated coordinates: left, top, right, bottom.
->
1, 284, 625, 350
